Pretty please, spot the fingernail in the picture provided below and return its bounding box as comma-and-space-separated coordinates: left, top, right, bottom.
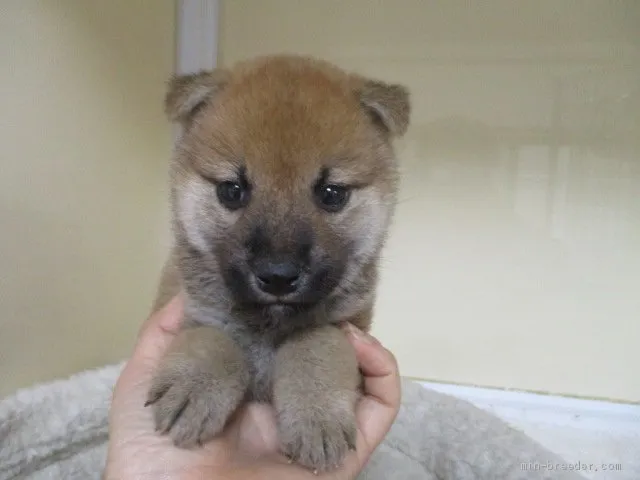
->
345, 323, 379, 345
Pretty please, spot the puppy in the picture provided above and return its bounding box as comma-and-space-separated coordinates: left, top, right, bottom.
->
146, 54, 410, 472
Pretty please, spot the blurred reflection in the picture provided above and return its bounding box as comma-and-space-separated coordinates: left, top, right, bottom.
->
366, 6, 640, 399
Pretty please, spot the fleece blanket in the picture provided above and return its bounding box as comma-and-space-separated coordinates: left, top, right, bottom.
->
0, 363, 586, 480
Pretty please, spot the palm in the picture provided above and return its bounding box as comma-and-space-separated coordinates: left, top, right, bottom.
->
222, 402, 282, 458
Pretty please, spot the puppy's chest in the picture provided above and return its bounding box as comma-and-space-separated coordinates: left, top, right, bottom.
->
227, 328, 277, 403
246, 340, 277, 402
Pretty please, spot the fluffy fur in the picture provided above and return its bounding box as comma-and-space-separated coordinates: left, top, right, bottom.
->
146, 54, 411, 472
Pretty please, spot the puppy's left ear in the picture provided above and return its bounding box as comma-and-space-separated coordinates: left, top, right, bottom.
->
356, 79, 411, 137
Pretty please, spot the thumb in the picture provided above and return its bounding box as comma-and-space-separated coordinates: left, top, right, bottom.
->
342, 324, 401, 461
112, 294, 184, 400
131, 293, 185, 366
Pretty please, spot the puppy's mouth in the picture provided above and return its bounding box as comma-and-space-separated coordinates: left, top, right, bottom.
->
249, 296, 316, 312
262, 300, 312, 313
231, 298, 315, 324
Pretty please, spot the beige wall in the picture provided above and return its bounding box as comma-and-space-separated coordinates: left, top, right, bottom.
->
219, 0, 640, 401
1, 1, 637, 404
0, 1, 175, 397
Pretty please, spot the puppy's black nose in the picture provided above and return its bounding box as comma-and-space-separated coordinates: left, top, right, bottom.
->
253, 259, 302, 296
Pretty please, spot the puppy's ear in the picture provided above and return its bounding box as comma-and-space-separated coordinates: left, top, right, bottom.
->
164, 69, 230, 124
356, 79, 411, 137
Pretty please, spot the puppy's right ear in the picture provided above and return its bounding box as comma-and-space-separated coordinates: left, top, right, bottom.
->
164, 69, 230, 124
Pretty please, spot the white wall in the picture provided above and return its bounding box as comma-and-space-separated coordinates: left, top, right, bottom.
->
0, 1, 175, 397
219, 0, 640, 402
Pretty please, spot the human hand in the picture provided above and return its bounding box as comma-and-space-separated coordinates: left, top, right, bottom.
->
103, 294, 401, 479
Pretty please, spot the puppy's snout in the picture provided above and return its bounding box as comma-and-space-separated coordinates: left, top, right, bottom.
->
253, 258, 303, 296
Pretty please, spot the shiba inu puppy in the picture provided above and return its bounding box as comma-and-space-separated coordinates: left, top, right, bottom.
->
146, 54, 410, 472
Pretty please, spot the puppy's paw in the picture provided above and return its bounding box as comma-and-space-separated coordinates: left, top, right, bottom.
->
145, 357, 246, 448
277, 393, 357, 473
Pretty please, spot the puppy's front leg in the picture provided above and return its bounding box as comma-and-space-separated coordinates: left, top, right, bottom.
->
274, 325, 360, 472
146, 325, 249, 447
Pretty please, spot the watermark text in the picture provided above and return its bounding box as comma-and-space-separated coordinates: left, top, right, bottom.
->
521, 461, 623, 473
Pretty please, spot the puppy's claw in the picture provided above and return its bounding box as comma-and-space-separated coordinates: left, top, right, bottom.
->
144, 391, 163, 408
345, 429, 357, 451
145, 380, 170, 408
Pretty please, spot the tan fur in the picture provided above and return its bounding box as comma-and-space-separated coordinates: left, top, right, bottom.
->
146, 54, 410, 472
273, 325, 360, 467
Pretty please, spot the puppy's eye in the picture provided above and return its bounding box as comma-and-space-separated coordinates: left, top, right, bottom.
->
314, 183, 351, 212
217, 181, 249, 210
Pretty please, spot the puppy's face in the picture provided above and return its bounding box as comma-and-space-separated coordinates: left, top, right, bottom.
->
167, 56, 410, 323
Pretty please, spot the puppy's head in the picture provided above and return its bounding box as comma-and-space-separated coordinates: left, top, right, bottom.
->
167, 55, 410, 327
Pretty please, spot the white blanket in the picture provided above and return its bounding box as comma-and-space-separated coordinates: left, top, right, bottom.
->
0, 363, 586, 479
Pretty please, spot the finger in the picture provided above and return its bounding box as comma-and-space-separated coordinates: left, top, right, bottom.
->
137, 293, 185, 341
130, 293, 185, 366
112, 294, 185, 401
343, 324, 401, 408
108, 295, 183, 432
342, 324, 401, 451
